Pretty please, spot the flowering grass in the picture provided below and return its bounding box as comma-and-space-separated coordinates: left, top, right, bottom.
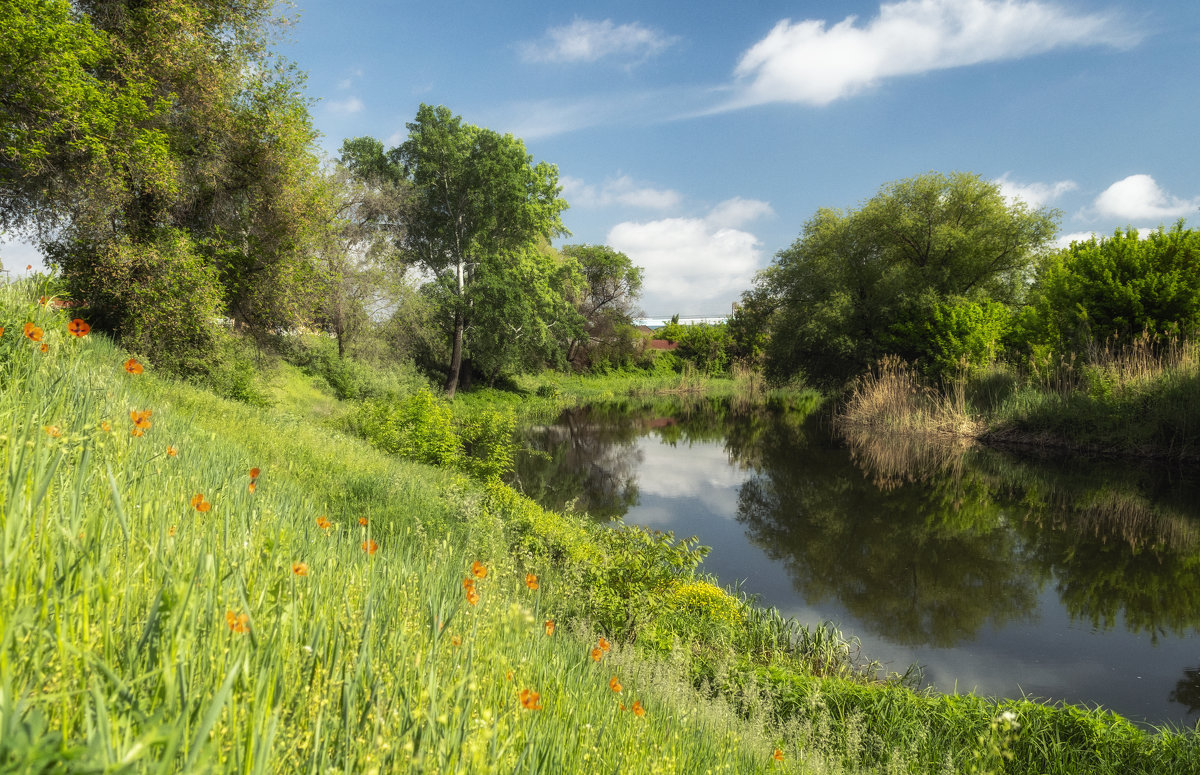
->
3, 278, 1197, 773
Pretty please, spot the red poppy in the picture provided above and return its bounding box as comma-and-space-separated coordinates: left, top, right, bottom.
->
316, 515, 331, 530
167, 446, 178, 457
248, 481, 256, 494
362, 539, 378, 555
249, 467, 260, 479
609, 676, 622, 693
123, 358, 143, 374
24, 323, 43, 342
773, 749, 784, 762
632, 700, 645, 717
225, 610, 249, 633
190, 493, 211, 512
39, 343, 48, 352
544, 619, 555, 637
67, 318, 90, 337
292, 562, 309, 576
519, 688, 542, 711
525, 573, 539, 590
471, 560, 487, 579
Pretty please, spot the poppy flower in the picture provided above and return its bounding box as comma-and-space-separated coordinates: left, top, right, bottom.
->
100, 421, 111, 432
590, 647, 603, 662
316, 515, 331, 530
773, 749, 784, 762
358, 516, 368, 526
44, 425, 62, 437
225, 610, 250, 633
24, 323, 43, 342
631, 701, 645, 717
519, 688, 542, 711
362, 539, 378, 555
450, 635, 462, 647
38, 296, 47, 306
130, 427, 144, 437
466, 589, 480, 606
525, 573, 538, 590
168, 526, 177, 537
609, 676, 622, 693
123, 358, 144, 374
39, 343, 48, 352
190, 493, 211, 512
598, 637, 611, 653
130, 410, 152, 431
292, 562, 309, 576
67, 318, 90, 337
167, 446, 177, 457
505, 670, 514, 682
249, 467, 260, 480
471, 560, 487, 579
544, 619, 555, 637
463, 577, 476, 590
25, 264, 31, 270
248, 481, 256, 494
0, 327, 4, 337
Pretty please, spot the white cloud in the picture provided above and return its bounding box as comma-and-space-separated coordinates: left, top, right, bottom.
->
994, 173, 1077, 208
326, 96, 364, 114
607, 198, 772, 314
560, 175, 682, 211
728, 0, 1137, 108
520, 18, 678, 65
1093, 174, 1200, 221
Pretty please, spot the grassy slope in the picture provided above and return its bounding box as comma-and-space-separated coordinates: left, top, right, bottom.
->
3, 282, 1198, 773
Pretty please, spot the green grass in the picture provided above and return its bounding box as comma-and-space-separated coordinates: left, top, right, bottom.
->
4, 279, 1199, 773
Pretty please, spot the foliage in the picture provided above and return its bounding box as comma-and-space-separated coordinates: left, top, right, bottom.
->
883, 291, 1012, 379
394, 104, 572, 396
1021, 224, 1200, 357
560, 243, 644, 368
758, 171, 1059, 384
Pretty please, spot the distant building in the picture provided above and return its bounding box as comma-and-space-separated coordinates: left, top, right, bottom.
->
634, 315, 728, 329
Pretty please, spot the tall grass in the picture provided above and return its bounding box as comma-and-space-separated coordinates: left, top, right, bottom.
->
838, 355, 979, 435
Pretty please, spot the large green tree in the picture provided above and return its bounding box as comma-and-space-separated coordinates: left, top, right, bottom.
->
394, 104, 572, 396
760, 172, 1059, 384
560, 244, 643, 366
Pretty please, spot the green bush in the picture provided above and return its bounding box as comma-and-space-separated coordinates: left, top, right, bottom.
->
885, 292, 1011, 380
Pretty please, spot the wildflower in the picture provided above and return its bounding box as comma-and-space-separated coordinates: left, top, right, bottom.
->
519, 688, 542, 711
0, 327, 4, 337
39, 296, 47, 306
24, 323, 43, 342
362, 539, 378, 555
632, 700, 645, 717
358, 516, 368, 526
39, 343, 48, 352
505, 670, 514, 682
26, 264, 31, 270
248, 481, 256, 494
471, 560, 487, 579
190, 493, 211, 512
316, 515, 331, 530
466, 588, 480, 606
130, 427, 143, 437
773, 749, 784, 762
67, 318, 90, 337
598, 637, 611, 653
168, 526, 177, 537
450, 635, 461, 647
225, 610, 250, 633
167, 446, 177, 457
249, 467, 260, 479
130, 410, 152, 433
608, 676, 622, 693
44, 425, 62, 437
463, 577, 476, 590
590, 647, 603, 662
544, 619, 555, 636
100, 421, 111, 432
525, 573, 538, 590
123, 358, 144, 374
292, 562, 309, 576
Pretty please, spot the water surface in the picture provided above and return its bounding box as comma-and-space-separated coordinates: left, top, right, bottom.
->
512, 399, 1200, 728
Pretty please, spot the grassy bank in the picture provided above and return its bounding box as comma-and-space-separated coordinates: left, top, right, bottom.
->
839, 339, 1200, 461
4, 281, 1199, 773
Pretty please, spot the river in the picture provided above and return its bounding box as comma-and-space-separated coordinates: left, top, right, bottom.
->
511, 397, 1200, 729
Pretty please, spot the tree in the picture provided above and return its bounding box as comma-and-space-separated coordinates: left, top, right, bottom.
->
396, 104, 570, 396
760, 172, 1059, 383
1020, 223, 1200, 356
560, 244, 643, 366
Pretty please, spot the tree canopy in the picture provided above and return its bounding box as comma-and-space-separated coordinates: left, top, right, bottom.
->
759, 171, 1060, 384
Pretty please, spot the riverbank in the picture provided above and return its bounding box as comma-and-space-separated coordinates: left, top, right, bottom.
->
838, 349, 1200, 462
4, 284, 1197, 772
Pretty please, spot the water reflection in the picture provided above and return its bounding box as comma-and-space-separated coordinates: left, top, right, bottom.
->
512, 399, 1200, 724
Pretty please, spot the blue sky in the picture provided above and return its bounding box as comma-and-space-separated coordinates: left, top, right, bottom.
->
5, 0, 1199, 316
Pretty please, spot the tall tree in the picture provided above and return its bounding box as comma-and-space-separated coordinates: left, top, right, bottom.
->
396, 104, 569, 396
560, 244, 643, 366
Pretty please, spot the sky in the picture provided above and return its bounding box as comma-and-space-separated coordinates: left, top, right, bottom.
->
4, 0, 1199, 317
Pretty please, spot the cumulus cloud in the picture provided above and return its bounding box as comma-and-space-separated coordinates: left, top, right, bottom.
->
326, 96, 364, 114
994, 173, 1077, 208
520, 18, 678, 65
561, 175, 682, 211
1093, 174, 1200, 221
727, 0, 1137, 108
607, 198, 772, 313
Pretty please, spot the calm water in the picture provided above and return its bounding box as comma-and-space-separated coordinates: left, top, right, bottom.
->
511, 399, 1200, 728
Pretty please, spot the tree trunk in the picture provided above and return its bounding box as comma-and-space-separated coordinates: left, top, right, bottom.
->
444, 258, 467, 398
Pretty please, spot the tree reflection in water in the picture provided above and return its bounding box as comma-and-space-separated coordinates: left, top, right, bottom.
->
1170, 665, 1200, 716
